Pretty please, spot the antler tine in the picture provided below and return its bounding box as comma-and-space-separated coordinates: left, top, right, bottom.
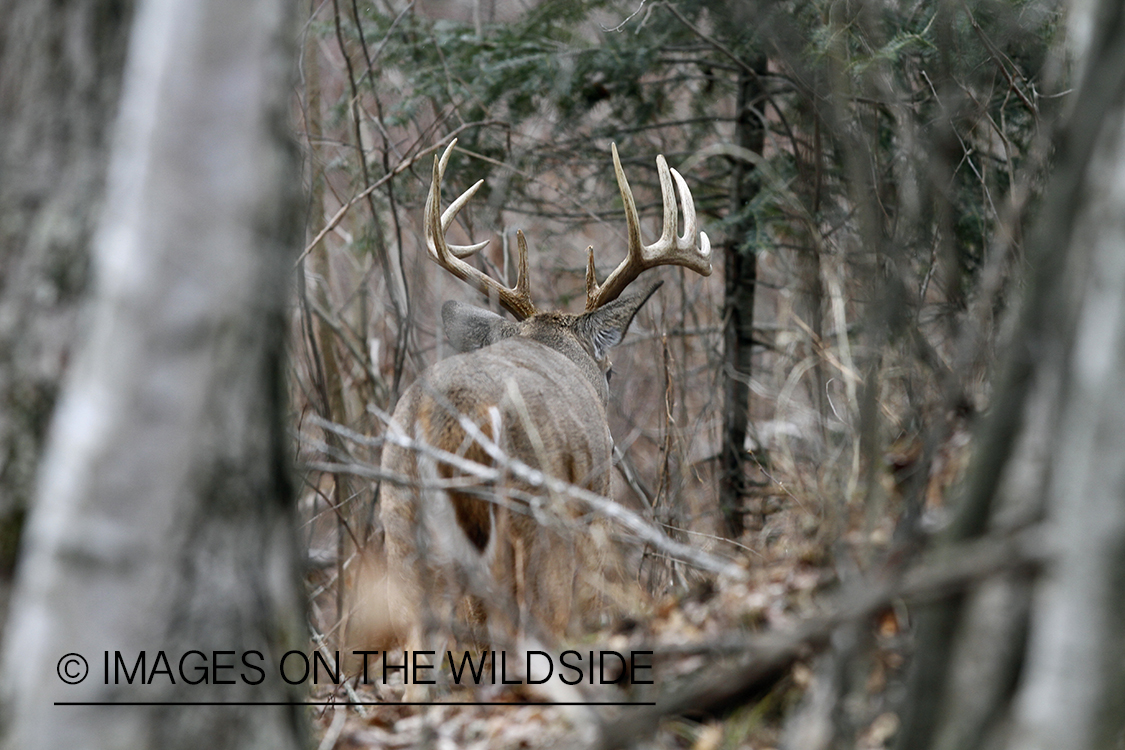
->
585, 143, 713, 310
425, 139, 537, 319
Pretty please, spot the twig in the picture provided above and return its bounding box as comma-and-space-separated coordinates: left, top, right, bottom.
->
304, 293, 388, 403
658, 1, 759, 78
311, 628, 370, 719
308, 411, 747, 581
600, 0, 647, 32
315, 704, 347, 750
295, 123, 501, 267
381, 405, 748, 581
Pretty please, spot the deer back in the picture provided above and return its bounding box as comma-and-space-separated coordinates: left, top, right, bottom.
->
379, 284, 660, 640
374, 139, 710, 667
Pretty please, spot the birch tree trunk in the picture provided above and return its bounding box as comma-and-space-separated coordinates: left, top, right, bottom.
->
1004, 29, 1125, 747
0, 0, 307, 747
0, 0, 135, 574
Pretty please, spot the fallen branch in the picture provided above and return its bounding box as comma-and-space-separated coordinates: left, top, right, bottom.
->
594, 523, 1052, 748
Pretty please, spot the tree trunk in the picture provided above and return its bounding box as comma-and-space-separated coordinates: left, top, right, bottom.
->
0, 0, 135, 579
720, 59, 766, 539
0, 0, 307, 747
895, 2, 1125, 747
1003, 63, 1125, 750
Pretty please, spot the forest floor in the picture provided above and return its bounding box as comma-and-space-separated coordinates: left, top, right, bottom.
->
304, 483, 912, 750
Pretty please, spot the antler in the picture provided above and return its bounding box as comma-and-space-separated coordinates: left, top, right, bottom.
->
585, 143, 712, 310
425, 139, 538, 320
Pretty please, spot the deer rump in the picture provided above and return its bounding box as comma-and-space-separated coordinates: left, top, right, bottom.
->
380, 336, 612, 645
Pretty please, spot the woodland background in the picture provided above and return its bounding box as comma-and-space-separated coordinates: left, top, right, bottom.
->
1, 0, 1123, 748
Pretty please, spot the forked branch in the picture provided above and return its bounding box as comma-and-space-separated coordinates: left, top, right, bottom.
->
425, 139, 537, 319
585, 143, 713, 310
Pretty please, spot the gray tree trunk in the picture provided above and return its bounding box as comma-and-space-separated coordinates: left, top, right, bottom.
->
895, 1, 1125, 747
0, 0, 135, 573
1003, 71, 1125, 750
0, 0, 307, 747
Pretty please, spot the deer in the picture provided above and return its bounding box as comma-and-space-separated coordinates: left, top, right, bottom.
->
376, 140, 711, 694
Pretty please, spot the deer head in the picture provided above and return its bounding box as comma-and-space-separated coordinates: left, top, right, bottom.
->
425, 139, 710, 390
375, 140, 710, 697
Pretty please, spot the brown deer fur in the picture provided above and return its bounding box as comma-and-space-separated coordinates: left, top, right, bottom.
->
373, 140, 710, 683
379, 283, 661, 648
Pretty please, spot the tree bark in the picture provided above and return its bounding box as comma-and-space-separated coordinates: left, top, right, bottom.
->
0, 0, 135, 576
1004, 71, 1125, 750
720, 60, 766, 539
0, 0, 307, 747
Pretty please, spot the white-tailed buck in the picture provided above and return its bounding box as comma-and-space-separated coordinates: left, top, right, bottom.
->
379, 140, 711, 670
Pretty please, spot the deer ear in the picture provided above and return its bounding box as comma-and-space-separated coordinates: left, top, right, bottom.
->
443, 301, 518, 353
578, 279, 663, 360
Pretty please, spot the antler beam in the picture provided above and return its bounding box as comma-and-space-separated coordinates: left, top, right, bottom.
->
585, 143, 712, 310
425, 139, 538, 320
